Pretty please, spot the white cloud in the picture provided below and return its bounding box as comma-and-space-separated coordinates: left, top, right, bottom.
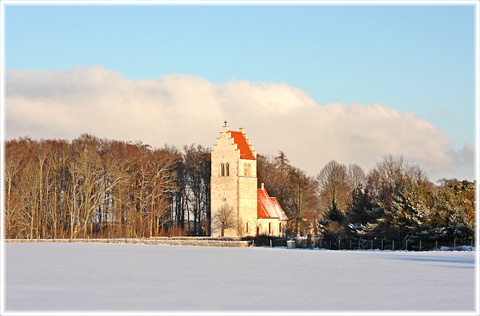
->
5, 65, 473, 181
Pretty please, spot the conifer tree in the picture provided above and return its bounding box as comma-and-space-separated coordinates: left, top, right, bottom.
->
318, 200, 346, 244
382, 175, 433, 244
346, 186, 383, 239
433, 179, 475, 242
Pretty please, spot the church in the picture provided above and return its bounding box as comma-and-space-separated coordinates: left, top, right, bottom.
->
210, 122, 288, 238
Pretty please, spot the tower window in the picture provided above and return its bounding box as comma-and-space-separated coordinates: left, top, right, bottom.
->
226, 163, 229, 176
221, 163, 225, 177
244, 163, 251, 177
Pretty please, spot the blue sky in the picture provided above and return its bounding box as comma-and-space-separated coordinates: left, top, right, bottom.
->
3, 3, 477, 180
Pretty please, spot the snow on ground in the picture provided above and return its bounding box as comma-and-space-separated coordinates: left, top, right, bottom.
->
4, 243, 477, 312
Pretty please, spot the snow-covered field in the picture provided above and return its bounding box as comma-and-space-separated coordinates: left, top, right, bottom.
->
4, 243, 477, 313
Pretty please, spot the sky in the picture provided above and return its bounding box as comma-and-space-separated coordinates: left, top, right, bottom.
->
3, 2, 477, 181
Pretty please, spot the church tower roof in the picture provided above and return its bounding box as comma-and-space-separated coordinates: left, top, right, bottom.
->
229, 130, 256, 160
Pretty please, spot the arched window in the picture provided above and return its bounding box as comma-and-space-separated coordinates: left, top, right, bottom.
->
244, 164, 251, 177
226, 163, 229, 176
221, 163, 225, 177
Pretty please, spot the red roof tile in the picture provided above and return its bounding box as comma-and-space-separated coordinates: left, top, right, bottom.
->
257, 188, 287, 220
229, 131, 255, 160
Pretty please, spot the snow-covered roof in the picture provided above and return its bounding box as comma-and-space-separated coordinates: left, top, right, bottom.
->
257, 188, 288, 220
270, 197, 288, 221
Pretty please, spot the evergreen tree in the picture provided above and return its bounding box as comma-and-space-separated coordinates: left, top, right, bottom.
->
318, 200, 346, 244
346, 186, 384, 239
383, 175, 433, 244
433, 179, 475, 242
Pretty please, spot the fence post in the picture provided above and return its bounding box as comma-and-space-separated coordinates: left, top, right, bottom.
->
436, 240, 438, 250
392, 240, 394, 251
419, 240, 421, 252
454, 237, 456, 250
406, 240, 408, 251
381, 239, 384, 251
270, 240, 272, 248
371, 240, 373, 250
350, 240, 352, 250
338, 238, 341, 250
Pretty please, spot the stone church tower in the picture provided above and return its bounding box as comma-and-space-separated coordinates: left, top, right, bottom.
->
211, 122, 258, 237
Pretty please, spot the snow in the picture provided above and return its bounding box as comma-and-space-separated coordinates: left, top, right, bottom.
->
4, 243, 477, 312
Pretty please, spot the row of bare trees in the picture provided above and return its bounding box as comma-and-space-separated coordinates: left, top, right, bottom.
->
5, 135, 211, 239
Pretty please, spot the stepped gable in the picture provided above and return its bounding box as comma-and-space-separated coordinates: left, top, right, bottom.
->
229, 131, 255, 160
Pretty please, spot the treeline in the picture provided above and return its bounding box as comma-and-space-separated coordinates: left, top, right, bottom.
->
5, 135, 210, 239
318, 156, 475, 246
256, 152, 475, 246
4, 135, 475, 245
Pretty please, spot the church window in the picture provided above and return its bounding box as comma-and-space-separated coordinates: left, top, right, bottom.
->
226, 163, 230, 176
268, 222, 272, 235
221, 163, 225, 177
244, 163, 251, 177
279, 222, 282, 233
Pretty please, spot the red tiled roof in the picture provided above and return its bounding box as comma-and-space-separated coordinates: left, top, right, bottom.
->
257, 188, 288, 220
229, 131, 255, 160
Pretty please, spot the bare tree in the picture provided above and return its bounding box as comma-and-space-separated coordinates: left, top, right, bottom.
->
288, 168, 319, 236
367, 154, 428, 209
182, 144, 211, 235
5, 139, 23, 238
316, 160, 350, 213
212, 203, 236, 237
347, 164, 366, 189
147, 148, 178, 236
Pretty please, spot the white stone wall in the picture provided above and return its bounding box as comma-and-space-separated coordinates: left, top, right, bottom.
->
258, 219, 287, 238
211, 126, 240, 237
211, 125, 259, 238
211, 125, 290, 238
238, 177, 257, 237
